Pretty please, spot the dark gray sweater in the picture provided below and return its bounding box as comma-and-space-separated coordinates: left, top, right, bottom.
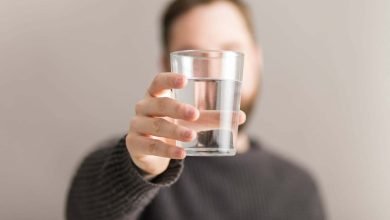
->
66, 137, 326, 220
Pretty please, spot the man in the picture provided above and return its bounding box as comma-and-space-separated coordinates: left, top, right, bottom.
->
66, 0, 326, 219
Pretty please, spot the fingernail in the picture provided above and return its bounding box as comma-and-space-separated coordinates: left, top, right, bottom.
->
174, 77, 184, 87
181, 129, 193, 138
185, 107, 195, 118
175, 149, 185, 158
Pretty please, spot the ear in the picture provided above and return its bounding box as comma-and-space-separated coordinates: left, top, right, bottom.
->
160, 52, 170, 72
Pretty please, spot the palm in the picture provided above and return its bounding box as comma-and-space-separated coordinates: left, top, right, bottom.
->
132, 138, 175, 176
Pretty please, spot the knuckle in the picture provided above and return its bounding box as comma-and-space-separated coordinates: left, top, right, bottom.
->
129, 117, 138, 131
125, 134, 136, 149
164, 145, 172, 157
156, 98, 165, 111
153, 118, 165, 133
173, 126, 182, 139
148, 140, 159, 155
157, 97, 170, 111
135, 100, 144, 115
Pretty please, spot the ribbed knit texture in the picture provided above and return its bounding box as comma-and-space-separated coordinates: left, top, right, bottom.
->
66, 137, 326, 220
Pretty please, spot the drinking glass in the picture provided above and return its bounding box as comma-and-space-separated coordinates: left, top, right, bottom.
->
170, 50, 244, 156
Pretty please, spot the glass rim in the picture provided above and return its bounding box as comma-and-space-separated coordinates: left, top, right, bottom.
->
170, 49, 244, 59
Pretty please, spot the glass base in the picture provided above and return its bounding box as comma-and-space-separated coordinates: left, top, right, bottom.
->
184, 147, 236, 156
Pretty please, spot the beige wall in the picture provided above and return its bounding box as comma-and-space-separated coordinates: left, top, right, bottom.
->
1, 0, 389, 219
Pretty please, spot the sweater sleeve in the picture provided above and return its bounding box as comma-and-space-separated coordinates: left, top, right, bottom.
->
66, 137, 183, 220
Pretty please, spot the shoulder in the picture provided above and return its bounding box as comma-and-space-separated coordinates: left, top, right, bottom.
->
252, 139, 319, 191
256, 143, 326, 218
265, 150, 316, 185
251, 139, 324, 201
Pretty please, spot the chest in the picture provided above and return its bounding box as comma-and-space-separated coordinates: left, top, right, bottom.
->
142, 160, 272, 220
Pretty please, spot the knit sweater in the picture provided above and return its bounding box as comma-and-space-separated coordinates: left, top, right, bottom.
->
66, 137, 326, 220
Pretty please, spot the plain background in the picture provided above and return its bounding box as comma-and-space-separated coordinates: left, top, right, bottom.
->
1, 0, 389, 219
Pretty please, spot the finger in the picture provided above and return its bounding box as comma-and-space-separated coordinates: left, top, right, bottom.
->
131, 116, 196, 142
128, 134, 186, 159
147, 72, 187, 97
177, 110, 246, 132
135, 97, 199, 121
239, 110, 246, 124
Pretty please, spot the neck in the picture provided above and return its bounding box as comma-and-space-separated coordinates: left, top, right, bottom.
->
236, 132, 250, 154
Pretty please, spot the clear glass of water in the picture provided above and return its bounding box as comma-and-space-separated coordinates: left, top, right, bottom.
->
170, 50, 244, 156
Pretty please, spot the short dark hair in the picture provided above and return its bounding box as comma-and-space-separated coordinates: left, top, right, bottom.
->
161, 0, 255, 50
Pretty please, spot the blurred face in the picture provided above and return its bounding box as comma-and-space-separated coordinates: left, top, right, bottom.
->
165, 1, 262, 124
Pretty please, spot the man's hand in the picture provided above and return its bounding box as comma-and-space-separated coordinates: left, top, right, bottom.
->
126, 72, 199, 177
126, 72, 246, 178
